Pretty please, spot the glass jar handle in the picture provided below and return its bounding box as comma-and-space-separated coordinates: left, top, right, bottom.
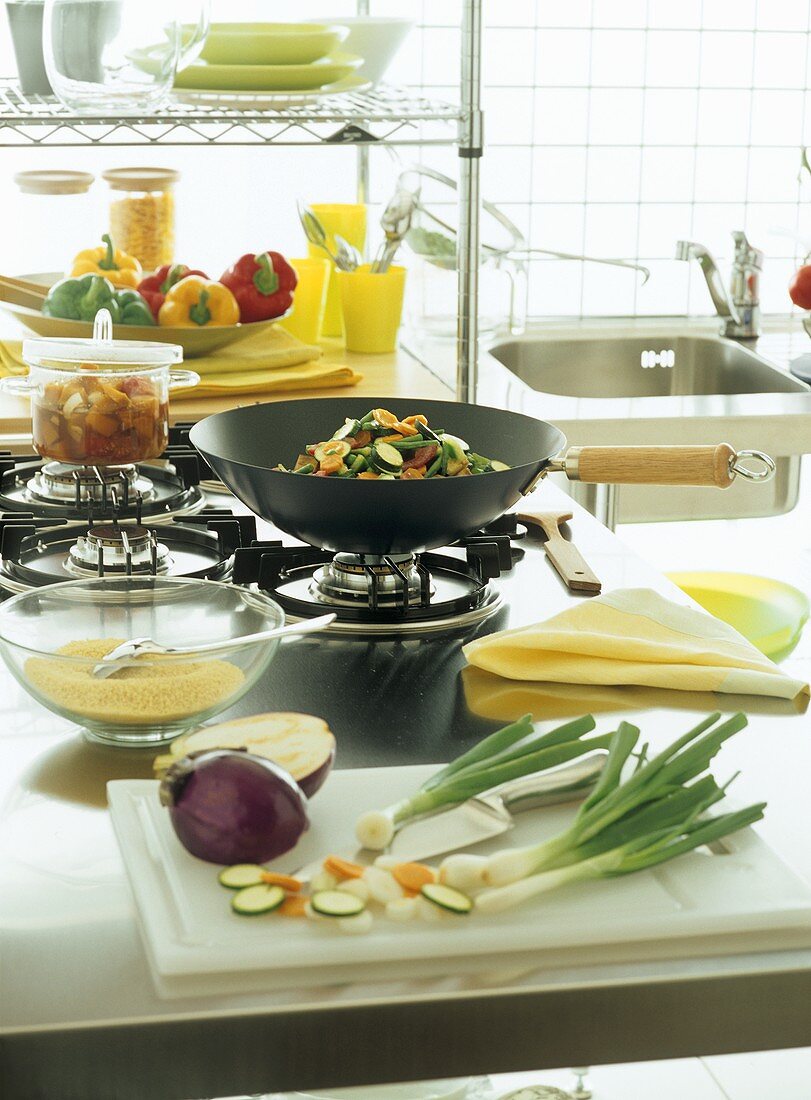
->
169, 369, 201, 392
0, 377, 33, 397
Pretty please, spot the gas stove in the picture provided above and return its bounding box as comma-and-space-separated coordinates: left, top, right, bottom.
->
0, 437, 522, 627
230, 513, 523, 635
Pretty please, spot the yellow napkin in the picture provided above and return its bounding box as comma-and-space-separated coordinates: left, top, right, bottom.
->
463, 588, 810, 703
0, 339, 27, 377
0, 327, 363, 396
183, 326, 322, 376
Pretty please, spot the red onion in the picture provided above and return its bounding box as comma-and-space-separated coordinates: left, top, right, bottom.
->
159, 749, 309, 865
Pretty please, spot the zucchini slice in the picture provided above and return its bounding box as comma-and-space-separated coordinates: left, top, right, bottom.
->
231, 883, 286, 915
310, 889, 366, 918
218, 864, 266, 890
332, 418, 362, 441
314, 440, 352, 463
490, 459, 511, 472
371, 441, 404, 475
421, 883, 473, 915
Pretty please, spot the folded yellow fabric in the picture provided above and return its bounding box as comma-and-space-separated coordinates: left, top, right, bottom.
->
172, 359, 363, 397
182, 326, 322, 376
463, 588, 810, 702
0, 339, 27, 377
0, 326, 321, 378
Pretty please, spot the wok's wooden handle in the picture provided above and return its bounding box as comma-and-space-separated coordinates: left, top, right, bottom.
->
565, 444, 737, 488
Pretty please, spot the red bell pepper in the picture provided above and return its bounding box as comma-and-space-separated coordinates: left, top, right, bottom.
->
138, 263, 209, 320
219, 251, 297, 323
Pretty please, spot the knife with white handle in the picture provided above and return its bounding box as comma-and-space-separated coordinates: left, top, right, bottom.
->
290, 751, 607, 879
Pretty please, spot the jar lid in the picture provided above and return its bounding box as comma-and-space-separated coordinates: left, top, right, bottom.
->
14, 170, 94, 196
22, 335, 183, 369
102, 167, 181, 192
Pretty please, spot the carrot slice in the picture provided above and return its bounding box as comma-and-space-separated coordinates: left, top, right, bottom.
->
260, 872, 303, 892
372, 408, 398, 428
279, 895, 308, 917
392, 862, 436, 892
323, 855, 365, 880
379, 433, 405, 443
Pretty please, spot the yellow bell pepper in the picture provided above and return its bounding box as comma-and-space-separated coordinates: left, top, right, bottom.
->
158, 276, 240, 328
71, 234, 142, 289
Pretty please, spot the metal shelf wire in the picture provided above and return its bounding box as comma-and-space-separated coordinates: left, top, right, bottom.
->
0, 80, 462, 147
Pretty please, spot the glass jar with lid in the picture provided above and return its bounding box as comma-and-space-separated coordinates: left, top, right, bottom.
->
1, 315, 199, 466
13, 170, 97, 275
102, 167, 180, 273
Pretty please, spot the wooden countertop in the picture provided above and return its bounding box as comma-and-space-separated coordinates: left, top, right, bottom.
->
0, 339, 454, 447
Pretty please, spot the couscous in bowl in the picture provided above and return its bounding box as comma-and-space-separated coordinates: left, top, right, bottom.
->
0, 576, 285, 746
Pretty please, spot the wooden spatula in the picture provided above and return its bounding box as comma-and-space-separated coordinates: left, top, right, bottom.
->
517, 510, 602, 594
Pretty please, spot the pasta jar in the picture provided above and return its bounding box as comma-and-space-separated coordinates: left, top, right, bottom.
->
3, 333, 198, 466
102, 167, 180, 272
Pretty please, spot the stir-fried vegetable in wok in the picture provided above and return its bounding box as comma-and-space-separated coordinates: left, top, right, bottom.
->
273, 408, 510, 480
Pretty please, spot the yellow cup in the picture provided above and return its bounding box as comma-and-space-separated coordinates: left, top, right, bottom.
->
278, 257, 330, 346
337, 264, 407, 354
306, 203, 367, 338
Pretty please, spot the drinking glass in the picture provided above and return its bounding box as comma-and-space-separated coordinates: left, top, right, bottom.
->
43, 0, 209, 113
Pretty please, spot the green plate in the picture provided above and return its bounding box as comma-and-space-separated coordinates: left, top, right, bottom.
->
667, 571, 810, 663
131, 47, 363, 91
196, 22, 349, 66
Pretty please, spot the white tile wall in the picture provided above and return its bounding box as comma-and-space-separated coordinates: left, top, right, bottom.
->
382, 0, 811, 320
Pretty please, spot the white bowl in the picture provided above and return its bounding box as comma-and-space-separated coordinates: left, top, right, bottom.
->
308, 16, 413, 85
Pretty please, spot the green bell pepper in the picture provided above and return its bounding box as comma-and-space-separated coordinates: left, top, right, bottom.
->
43, 274, 117, 322
111, 288, 156, 327
42, 274, 156, 327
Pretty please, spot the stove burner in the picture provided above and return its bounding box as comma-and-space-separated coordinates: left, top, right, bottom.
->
0, 512, 257, 592
312, 552, 433, 608
0, 426, 209, 523
66, 523, 171, 577
231, 523, 519, 635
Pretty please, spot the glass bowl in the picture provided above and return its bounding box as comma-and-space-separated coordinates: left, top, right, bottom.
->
0, 576, 285, 747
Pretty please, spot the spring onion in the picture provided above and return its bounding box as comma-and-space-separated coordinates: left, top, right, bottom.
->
354, 714, 611, 850
466, 712, 765, 913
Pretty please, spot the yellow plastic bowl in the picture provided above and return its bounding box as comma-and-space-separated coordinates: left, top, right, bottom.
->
667, 571, 810, 663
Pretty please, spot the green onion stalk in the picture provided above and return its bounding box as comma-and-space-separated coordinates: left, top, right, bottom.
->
354, 714, 611, 851
447, 712, 766, 912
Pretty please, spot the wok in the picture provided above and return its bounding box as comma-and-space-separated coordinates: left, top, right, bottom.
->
189, 396, 774, 555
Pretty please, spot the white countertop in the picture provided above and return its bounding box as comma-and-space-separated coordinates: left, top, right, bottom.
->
1, 476, 810, 1099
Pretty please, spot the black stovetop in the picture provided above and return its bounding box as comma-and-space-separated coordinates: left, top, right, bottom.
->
219, 510, 573, 772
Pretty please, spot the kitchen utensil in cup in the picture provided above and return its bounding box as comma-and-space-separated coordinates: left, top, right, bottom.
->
278, 257, 330, 345
337, 264, 406, 354
305, 203, 367, 337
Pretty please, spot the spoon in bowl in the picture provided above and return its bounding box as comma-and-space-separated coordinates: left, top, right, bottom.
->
91, 613, 336, 679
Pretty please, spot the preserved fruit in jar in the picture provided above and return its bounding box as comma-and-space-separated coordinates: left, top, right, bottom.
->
32, 372, 169, 465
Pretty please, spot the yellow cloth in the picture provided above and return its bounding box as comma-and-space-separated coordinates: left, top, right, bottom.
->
187, 326, 323, 376
0, 327, 363, 396
463, 588, 810, 703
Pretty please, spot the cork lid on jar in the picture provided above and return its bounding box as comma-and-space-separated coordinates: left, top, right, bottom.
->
14, 170, 94, 195
102, 167, 181, 192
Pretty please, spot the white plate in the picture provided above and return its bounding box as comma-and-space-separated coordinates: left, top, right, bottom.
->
171, 74, 371, 110
109, 765, 811, 999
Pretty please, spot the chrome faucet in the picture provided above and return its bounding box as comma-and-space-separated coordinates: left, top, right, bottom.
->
675, 231, 762, 338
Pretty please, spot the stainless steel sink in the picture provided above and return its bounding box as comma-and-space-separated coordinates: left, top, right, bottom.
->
491, 334, 808, 399
482, 326, 811, 523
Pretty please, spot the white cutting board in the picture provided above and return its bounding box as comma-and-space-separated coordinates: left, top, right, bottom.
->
109, 769, 811, 998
